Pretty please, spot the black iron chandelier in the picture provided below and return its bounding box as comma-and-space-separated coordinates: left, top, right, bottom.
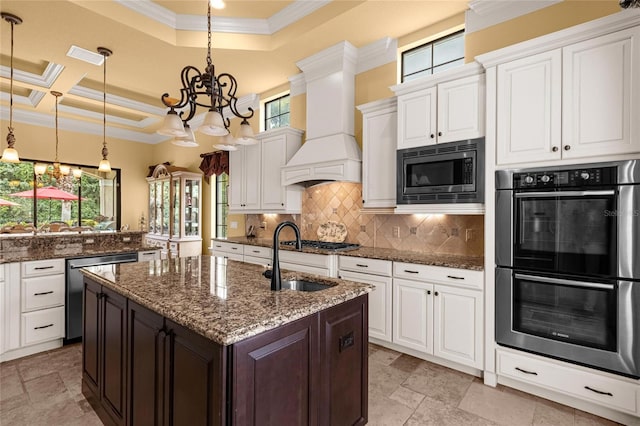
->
157, 1, 256, 150
620, 0, 640, 8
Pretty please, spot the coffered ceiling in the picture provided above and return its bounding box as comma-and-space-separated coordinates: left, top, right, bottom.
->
0, 0, 468, 144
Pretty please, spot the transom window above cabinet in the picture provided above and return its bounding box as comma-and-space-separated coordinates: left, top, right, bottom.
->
392, 62, 485, 150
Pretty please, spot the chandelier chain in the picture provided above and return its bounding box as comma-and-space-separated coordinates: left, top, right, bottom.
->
103, 50, 107, 156
9, 19, 14, 129
55, 94, 59, 163
207, 3, 212, 68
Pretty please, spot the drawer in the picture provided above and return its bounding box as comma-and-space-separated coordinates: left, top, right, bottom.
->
243, 245, 271, 259
243, 255, 271, 267
210, 241, 243, 255
138, 250, 161, 261
22, 274, 65, 312
339, 256, 392, 277
498, 349, 638, 413
393, 262, 483, 290
21, 306, 65, 346
280, 262, 330, 277
279, 250, 332, 269
211, 250, 244, 262
22, 258, 65, 277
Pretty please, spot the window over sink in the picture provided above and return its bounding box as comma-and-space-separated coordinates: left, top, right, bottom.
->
0, 159, 120, 232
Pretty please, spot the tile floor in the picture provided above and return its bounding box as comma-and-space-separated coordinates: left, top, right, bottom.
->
0, 343, 625, 425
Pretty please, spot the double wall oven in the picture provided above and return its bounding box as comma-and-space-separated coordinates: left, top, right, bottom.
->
495, 160, 640, 378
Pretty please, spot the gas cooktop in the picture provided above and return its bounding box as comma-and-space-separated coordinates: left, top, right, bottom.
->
280, 240, 360, 252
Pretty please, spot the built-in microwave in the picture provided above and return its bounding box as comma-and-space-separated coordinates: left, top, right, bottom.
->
396, 138, 484, 204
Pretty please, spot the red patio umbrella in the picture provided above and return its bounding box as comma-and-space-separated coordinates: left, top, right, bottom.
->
9, 186, 83, 221
0, 198, 19, 206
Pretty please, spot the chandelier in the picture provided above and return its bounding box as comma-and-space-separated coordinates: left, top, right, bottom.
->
620, 0, 640, 8
34, 91, 82, 180
157, 0, 257, 150
1, 12, 22, 163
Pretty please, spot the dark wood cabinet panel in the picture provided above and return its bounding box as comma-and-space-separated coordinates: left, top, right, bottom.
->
101, 288, 127, 424
319, 295, 368, 426
233, 315, 318, 426
127, 301, 164, 426
166, 319, 227, 426
83, 279, 101, 394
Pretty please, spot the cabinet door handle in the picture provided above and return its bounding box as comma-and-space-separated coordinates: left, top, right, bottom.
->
552, 146, 559, 152
356, 264, 369, 268
404, 270, 419, 274
34, 266, 55, 270
231, 247, 238, 250
438, 131, 442, 137
215, 245, 222, 248
564, 145, 571, 151
252, 250, 260, 253
447, 275, 465, 280
515, 367, 538, 376
34, 291, 54, 296
34, 324, 54, 330
430, 134, 435, 139
584, 386, 613, 397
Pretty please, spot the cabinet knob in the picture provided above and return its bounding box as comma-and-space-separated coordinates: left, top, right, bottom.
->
438, 131, 442, 137
564, 145, 571, 151
430, 134, 435, 139
552, 146, 559, 152
434, 291, 439, 296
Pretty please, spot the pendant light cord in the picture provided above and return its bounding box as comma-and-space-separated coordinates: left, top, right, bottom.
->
54, 94, 59, 163
102, 51, 108, 159
9, 20, 14, 130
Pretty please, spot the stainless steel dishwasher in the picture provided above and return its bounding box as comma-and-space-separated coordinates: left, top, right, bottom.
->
65, 252, 138, 343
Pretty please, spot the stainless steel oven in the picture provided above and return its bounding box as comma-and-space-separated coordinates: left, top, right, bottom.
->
396, 138, 484, 204
495, 160, 640, 378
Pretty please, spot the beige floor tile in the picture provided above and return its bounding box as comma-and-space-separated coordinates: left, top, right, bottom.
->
367, 387, 415, 426
389, 353, 424, 374
368, 345, 402, 366
369, 358, 412, 398
16, 353, 57, 382
533, 398, 576, 426
24, 372, 67, 404
406, 395, 499, 426
0, 391, 29, 413
388, 385, 425, 409
402, 361, 474, 406
0, 367, 25, 402
574, 410, 623, 426
458, 381, 536, 426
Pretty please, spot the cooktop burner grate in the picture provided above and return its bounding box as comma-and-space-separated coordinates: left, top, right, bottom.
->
280, 240, 360, 252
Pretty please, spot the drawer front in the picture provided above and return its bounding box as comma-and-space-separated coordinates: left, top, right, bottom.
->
210, 241, 243, 255
339, 256, 392, 277
138, 250, 160, 261
498, 350, 638, 413
211, 250, 244, 262
243, 255, 271, 267
279, 250, 331, 269
22, 259, 65, 278
243, 245, 271, 259
21, 306, 65, 346
22, 274, 65, 312
279, 261, 330, 277
393, 262, 483, 290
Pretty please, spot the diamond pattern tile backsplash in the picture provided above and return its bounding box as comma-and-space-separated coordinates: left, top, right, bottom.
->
245, 182, 484, 256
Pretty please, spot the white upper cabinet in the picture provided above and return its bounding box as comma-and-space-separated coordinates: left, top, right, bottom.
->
562, 26, 640, 158
496, 50, 562, 164
479, 14, 640, 166
229, 143, 261, 211
357, 98, 397, 209
393, 63, 485, 150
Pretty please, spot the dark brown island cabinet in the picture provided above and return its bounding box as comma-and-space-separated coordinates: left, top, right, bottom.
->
82, 277, 369, 426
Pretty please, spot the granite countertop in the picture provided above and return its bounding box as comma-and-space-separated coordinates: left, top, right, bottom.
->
82, 255, 372, 346
213, 237, 484, 271
0, 246, 156, 264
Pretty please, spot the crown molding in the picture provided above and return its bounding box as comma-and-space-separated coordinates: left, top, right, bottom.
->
117, 0, 330, 35
0, 90, 46, 108
0, 63, 64, 89
356, 37, 397, 74
296, 41, 358, 82
465, 0, 561, 34
0, 106, 166, 144
58, 104, 159, 129
288, 73, 306, 96
68, 85, 167, 116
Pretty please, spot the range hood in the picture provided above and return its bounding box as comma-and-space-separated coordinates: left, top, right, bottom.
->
282, 42, 362, 187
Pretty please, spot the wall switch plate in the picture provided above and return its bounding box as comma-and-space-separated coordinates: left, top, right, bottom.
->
122, 237, 131, 242
451, 228, 459, 237
392, 226, 400, 238
260, 221, 267, 230
230, 221, 238, 229
409, 227, 417, 235
466, 229, 476, 242
360, 225, 367, 232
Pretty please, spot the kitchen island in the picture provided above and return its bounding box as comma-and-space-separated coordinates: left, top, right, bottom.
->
80, 255, 371, 426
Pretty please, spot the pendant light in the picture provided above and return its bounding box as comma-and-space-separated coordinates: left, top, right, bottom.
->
97, 47, 112, 173
1, 13, 23, 163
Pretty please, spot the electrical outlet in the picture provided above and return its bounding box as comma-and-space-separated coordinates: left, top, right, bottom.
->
392, 226, 400, 238
230, 221, 238, 229
451, 228, 459, 237
360, 225, 367, 232
260, 221, 267, 230
332, 208, 338, 214
409, 227, 417, 235
466, 229, 476, 242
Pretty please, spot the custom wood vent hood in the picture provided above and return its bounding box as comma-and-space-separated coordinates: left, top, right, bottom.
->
282, 41, 362, 187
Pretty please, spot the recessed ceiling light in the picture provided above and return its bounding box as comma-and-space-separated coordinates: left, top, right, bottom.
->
66, 45, 104, 66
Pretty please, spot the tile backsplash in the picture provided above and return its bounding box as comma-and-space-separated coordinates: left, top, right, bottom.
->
245, 182, 484, 257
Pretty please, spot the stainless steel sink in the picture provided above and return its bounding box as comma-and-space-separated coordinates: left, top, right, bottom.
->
280, 280, 333, 292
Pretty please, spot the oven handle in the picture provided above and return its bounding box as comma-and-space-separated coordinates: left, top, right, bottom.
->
514, 190, 615, 198
514, 274, 615, 290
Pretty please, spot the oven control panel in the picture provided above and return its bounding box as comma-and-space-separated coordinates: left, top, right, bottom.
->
514, 166, 615, 188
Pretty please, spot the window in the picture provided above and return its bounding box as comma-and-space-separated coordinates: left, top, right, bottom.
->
264, 94, 290, 130
215, 172, 229, 238
401, 31, 464, 82
0, 160, 120, 231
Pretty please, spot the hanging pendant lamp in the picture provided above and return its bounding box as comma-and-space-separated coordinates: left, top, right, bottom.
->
50, 91, 71, 179
1, 13, 23, 163
97, 47, 112, 173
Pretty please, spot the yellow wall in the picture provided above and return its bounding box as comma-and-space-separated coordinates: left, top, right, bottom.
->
466, 0, 620, 60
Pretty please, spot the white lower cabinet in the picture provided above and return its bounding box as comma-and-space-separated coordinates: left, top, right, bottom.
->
338, 256, 393, 343
392, 262, 484, 369
242, 244, 271, 266
278, 250, 337, 278
21, 306, 65, 346
210, 241, 244, 261
498, 349, 639, 415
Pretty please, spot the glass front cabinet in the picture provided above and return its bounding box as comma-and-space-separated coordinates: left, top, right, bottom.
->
146, 165, 202, 258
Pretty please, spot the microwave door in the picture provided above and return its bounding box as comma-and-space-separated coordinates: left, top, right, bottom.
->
403, 151, 476, 195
